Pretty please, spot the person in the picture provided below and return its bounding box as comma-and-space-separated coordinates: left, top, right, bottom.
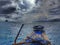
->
16, 25, 51, 45
25, 25, 51, 45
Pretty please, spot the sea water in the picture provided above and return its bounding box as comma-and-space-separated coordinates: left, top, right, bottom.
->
0, 22, 60, 45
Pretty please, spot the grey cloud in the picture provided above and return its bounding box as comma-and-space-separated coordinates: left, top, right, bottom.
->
48, 6, 60, 15
0, 0, 60, 23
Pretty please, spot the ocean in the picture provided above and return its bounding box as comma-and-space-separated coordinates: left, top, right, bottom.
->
0, 22, 60, 45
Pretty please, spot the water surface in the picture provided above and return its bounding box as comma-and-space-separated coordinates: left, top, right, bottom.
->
0, 22, 60, 45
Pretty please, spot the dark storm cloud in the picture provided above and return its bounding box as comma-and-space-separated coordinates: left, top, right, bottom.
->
0, 0, 11, 6
0, 0, 16, 14
0, 0, 10, 14
1, 7, 16, 14
49, 6, 60, 15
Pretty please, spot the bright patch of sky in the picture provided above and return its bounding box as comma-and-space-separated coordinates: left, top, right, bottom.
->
15, 0, 36, 13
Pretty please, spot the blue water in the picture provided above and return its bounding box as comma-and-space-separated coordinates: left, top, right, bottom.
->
0, 22, 60, 45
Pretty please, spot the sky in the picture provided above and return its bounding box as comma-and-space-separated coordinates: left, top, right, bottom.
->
0, 0, 60, 23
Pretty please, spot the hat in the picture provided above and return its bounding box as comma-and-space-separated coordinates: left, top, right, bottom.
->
33, 25, 44, 29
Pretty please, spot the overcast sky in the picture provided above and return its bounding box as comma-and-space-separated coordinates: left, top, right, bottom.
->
0, 0, 60, 23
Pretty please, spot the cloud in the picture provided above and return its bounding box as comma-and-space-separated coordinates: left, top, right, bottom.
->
0, 0, 60, 23
48, 6, 60, 15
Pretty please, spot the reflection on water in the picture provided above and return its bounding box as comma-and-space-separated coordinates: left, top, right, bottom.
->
0, 22, 60, 45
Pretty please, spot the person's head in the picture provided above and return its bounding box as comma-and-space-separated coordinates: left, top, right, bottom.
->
33, 25, 44, 34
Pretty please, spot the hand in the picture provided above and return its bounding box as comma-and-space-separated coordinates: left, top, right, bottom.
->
27, 36, 30, 39
47, 41, 51, 45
